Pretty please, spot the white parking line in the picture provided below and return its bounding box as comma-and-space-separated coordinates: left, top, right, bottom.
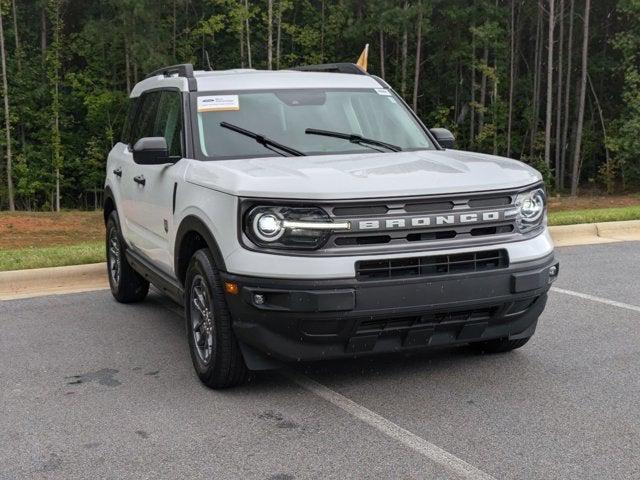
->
163, 290, 494, 478
551, 287, 640, 313
282, 370, 496, 480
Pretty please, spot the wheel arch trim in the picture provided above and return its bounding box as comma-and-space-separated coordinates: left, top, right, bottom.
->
175, 215, 227, 282
103, 186, 117, 224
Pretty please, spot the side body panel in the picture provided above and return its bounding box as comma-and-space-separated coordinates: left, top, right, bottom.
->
131, 161, 187, 274
105, 142, 135, 243
119, 144, 147, 251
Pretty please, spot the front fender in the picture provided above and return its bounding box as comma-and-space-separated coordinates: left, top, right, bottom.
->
174, 214, 228, 278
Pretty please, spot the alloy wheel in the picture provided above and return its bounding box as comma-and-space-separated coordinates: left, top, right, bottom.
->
190, 275, 214, 364
108, 228, 121, 287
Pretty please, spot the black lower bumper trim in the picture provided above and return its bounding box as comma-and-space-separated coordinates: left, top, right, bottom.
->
221, 254, 557, 363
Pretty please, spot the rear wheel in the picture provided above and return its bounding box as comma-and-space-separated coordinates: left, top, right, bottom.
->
185, 249, 248, 389
469, 336, 532, 354
106, 211, 149, 303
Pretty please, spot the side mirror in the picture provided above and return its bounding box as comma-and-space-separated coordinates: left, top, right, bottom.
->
430, 128, 455, 149
132, 137, 173, 165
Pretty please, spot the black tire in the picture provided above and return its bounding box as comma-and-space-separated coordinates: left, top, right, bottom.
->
184, 249, 248, 389
469, 336, 532, 354
106, 211, 149, 303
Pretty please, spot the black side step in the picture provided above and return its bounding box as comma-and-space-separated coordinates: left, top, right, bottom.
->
125, 249, 184, 305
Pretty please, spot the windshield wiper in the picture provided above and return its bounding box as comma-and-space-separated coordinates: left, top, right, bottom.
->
220, 122, 305, 157
305, 128, 402, 152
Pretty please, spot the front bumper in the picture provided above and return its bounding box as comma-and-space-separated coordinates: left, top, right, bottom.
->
222, 253, 558, 363
222, 254, 558, 361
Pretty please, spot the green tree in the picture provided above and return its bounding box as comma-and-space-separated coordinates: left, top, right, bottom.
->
46, 0, 62, 211
610, 0, 640, 186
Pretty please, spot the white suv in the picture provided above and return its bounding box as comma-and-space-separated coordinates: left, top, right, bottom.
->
104, 63, 558, 388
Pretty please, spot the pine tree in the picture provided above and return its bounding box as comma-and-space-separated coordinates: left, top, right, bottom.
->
0, 3, 14, 211
570, 0, 590, 196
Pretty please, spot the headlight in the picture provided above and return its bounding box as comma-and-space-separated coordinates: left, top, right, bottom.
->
510, 187, 546, 232
244, 206, 351, 250
252, 212, 285, 242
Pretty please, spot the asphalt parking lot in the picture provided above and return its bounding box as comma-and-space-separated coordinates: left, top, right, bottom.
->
1, 241, 639, 479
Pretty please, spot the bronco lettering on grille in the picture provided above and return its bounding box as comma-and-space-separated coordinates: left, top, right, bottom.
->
355, 211, 503, 232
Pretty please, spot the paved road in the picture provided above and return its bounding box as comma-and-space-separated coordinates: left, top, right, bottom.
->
1, 242, 639, 479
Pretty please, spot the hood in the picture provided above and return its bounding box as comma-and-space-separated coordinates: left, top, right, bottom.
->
185, 149, 542, 200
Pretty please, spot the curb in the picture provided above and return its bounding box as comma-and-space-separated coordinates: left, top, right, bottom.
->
0, 263, 108, 300
548, 219, 640, 246
2, 220, 640, 300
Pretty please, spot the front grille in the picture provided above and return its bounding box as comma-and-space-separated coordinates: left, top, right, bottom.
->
355, 307, 496, 335
355, 249, 508, 280
344, 296, 542, 353
321, 188, 529, 252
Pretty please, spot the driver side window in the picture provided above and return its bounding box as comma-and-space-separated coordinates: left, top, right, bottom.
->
131, 91, 161, 144
155, 91, 184, 157
130, 90, 183, 158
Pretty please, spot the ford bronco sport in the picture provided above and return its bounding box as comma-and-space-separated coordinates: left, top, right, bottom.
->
104, 63, 558, 389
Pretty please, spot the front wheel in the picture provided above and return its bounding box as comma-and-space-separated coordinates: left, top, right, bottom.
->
185, 249, 248, 389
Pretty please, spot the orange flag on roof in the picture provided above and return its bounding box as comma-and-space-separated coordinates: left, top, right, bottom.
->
356, 44, 369, 72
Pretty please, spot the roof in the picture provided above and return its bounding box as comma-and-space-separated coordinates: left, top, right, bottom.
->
130, 69, 383, 97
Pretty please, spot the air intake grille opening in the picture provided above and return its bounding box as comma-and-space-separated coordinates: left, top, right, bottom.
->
332, 205, 389, 216
468, 196, 512, 208
335, 235, 391, 246
354, 307, 497, 335
356, 249, 508, 280
470, 225, 514, 236
407, 230, 457, 242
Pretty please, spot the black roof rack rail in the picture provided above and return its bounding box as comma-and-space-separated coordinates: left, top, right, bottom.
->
290, 62, 368, 76
145, 63, 197, 92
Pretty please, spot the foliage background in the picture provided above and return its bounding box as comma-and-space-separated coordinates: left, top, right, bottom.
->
0, 0, 639, 210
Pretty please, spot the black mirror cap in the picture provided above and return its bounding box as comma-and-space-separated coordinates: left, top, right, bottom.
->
132, 137, 174, 164
430, 128, 455, 149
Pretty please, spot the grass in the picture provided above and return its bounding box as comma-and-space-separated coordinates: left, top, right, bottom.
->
0, 241, 105, 271
547, 205, 640, 226
0, 211, 105, 271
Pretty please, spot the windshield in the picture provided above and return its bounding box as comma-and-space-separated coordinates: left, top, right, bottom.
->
193, 89, 435, 160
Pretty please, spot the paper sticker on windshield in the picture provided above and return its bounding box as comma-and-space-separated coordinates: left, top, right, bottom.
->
197, 95, 239, 112
375, 88, 392, 96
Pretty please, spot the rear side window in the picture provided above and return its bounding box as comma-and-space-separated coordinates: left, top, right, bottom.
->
131, 91, 162, 143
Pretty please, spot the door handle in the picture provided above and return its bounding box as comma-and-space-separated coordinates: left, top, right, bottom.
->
133, 175, 146, 186
113, 167, 122, 177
